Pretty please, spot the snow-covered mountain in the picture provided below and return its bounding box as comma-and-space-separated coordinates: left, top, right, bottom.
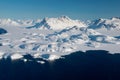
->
27, 16, 86, 30
0, 19, 21, 27
0, 19, 40, 27
88, 17, 120, 37
89, 17, 120, 30
0, 16, 120, 62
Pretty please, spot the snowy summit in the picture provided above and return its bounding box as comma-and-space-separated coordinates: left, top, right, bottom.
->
27, 16, 86, 30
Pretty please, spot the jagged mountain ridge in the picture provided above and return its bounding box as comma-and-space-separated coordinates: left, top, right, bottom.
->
27, 16, 87, 30
0, 16, 120, 30
89, 17, 120, 30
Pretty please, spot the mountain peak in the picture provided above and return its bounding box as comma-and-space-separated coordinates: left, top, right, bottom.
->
27, 16, 86, 30
41, 18, 48, 23
59, 16, 71, 20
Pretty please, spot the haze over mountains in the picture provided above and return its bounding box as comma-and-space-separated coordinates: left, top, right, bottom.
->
0, 16, 120, 62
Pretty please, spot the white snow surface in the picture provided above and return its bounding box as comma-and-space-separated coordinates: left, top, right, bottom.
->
89, 17, 120, 29
27, 16, 86, 30
89, 17, 120, 37
0, 18, 40, 27
0, 16, 120, 61
11, 53, 23, 60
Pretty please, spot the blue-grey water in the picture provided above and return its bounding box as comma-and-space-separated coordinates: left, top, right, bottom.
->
0, 50, 120, 80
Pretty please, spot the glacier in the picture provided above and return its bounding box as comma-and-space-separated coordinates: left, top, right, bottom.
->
0, 16, 120, 61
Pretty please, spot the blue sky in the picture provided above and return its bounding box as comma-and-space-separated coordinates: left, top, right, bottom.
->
0, 0, 120, 20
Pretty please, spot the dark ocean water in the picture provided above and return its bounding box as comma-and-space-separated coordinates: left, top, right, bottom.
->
0, 50, 120, 80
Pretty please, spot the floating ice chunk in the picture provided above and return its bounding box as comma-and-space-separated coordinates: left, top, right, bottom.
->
48, 55, 60, 61
0, 51, 5, 59
41, 54, 60, 61
37, 61, 45, 64
23, 59, 27, 62
11, 53, 23, 60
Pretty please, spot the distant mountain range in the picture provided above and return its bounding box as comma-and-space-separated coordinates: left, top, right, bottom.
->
89, 17, 120, 30
0, 18, 41, 27
0, 16, 120, 30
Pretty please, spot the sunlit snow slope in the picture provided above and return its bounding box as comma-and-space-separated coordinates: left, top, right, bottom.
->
0, 16, 120, 61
